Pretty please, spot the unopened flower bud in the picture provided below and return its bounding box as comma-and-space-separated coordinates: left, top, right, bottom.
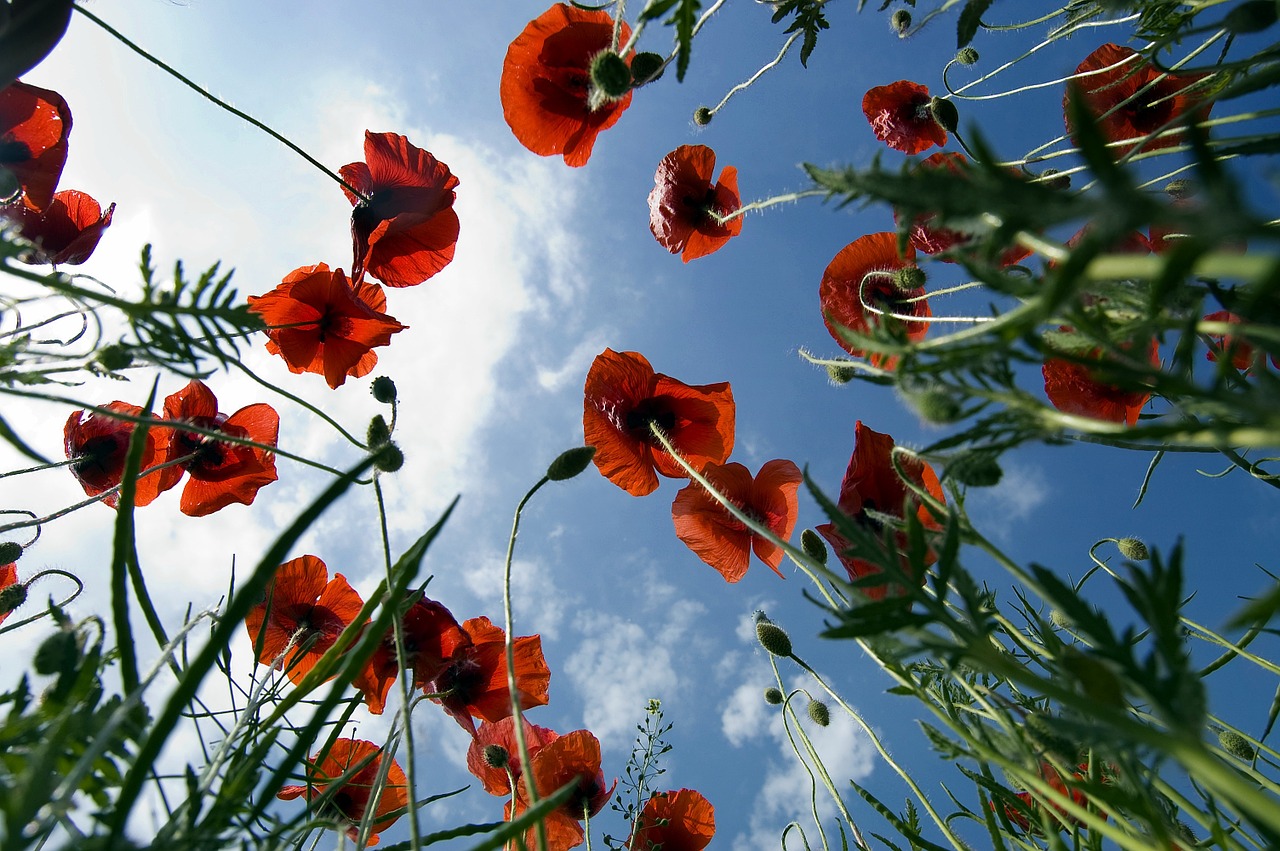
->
756, 620, 793, 657
892, 265, 926, 292
0, 541, 22, 564
1117, 537, 1148, 560
929, 97, 959, 133
371, 376, 397, 404
590, 50, 632, 99
956, 47, 979, 66
367, 415, 391, 448
800, 529, 828, 565
1049, 609, 1073, 629
905, 385, 963, 425
827, 362, 858, 384
630, 52, 665, 85
947, 450, 1002, 487
1164, 179, 1194, 200
547, 446, 597, 481
1224, 0, 1277, 34
484, 744, 509, 768
0, 582, 27, 616
373, 442, 404, 473
34, 630, 79, 676
693, 107, 713, 127
764, 687, 784, 705
1219, 730, 1256, 760
1041, 169, 1071, 190
890, 9, 911, 35
807, 699, 830, 727
95, 343, 132, 372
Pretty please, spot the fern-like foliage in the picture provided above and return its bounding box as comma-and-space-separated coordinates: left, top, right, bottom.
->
639, 0, 702, 81
770, 0, 830, 67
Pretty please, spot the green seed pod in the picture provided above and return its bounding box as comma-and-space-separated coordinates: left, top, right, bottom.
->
547, 446, 597, 481
929, 97, 959, 133
371, 376, 397, 404
630, 51, 665, 85
0, 540, 22, 564
890, 9, 912, 35
373, 442, 404, 473
947, 450, 1003, 488
800, 529, 828, 565
367, 415, 391, 448
756, 621, 793, 657
1117, 537, 1149, 561
0, 582, 27, 616
589, 50, 632, 99
807, 699, 830, 727
693, 107, 713, 127
956, 47, 979, 66
1218, 730, 1256, 760
826, 363, 858, 384
764, 687, 784, 705
484, 744, 510, 768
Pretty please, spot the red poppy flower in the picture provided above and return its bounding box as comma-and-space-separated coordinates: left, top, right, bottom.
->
1042, 330, 1159, 426
244, 554, 366, 687
0, 80, 70, 211
816, 421, 945, 601
1066, 43, 1212, 160
162, 379, 278, 517
246, 263, 407, 389
996, 763, 1100, 834
3, 189, 113, 265
583, 349, 736, 497
628, 789, 715, 851
338, 131, 459, 288
429, 615, 551, 737
820, 232, 930, 369
0, 562, 19, 626
512, 729, 614, 851
277, 738, 408, 847
467, 716, 561, 796
353, 596, 472, 715
500, 4, 633, 167
1201, 310, 1271, 372
895, 153, 1031, 266
861, 80, 946, 155
648, 145, 742, 263
671, 459, 801, 582
64, 401, 177, 509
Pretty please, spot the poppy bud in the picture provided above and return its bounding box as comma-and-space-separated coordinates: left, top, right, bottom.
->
1041, 169, 1071, 191
590, 50, 632, 100
0, 541, 22, 564
956, 47, 979, 66
94, 343, 132, 372
764, 687, 784, 705
367, 415, 391, 448
631, 52, 665, 86
484, 744, 510, 768
1224, 0, 1277, 34
807, 698, 830, 726
1164, 179, 1194, 200
800, 529, 828, 565
1049, 609, 1073, 629
693, 107, 713, 127
929, 97, 959, 133
373, 442, 404, 473
826, 363, 858, 384
890, 9, 911, 35
904, 385, 963, 424
34, 629, 80, 676
0, 582, 27, 616
371, 376, 397, 404
756, 620, 793, 657
1117, 537, 1148, 560
1218, 730, 1256, 760
947, 450, 1002, 487
892, 266, 926, 292
547, 446, 597, 481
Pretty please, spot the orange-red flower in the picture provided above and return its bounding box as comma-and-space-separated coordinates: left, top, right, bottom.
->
1042, 330, 1159, 426
820, 232, 930, 369
64, 402, 176, 509
354, 596, 472, 715
583, 349, 735, 497
1066, 43, 1212, 160
247, 263, 407, 389
0, 80, 70, 210
429, 616, 551, 737
671, 459, 801, 582
1202, 310, 1271, 372
628, 789, 715, 851
277, 738, 408, 847
648, 145, 742, 263
3, 189, 113, 265
339, 130, 459, 288
244, 555, 366, 686
467, 716, 561, 796
0, 562, 19, 626
862, 80, 946, 155
816, 421, 945, 601
997, 763, 1100, 834
512, 729, 614, 851
162, 379, 278, 517
500, 4, 633, 167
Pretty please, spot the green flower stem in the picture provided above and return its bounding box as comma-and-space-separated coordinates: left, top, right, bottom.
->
71, 4, 369, 202
709, 189, 827, 226
1184, 618, 1280, 677
703, 31, 801, 121
225, 359, 368, 450
775, 687, 831, 851
0, 569, 84, 636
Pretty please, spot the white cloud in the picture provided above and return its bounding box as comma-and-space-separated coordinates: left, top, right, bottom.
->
968, 458, 1049, 538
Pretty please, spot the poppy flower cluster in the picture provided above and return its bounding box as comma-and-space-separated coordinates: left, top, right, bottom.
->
1, 80, 113, 265
648, 145, 742, 262
862, 80, 948, 155
277, 738, 408, 846
62, 380, 278, 515
512, 729, 613, 851
1041, 332, 1160, 426
816, 421, 945, 600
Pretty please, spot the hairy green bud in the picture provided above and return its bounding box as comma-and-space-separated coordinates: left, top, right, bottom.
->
367, 415, 391, 448
94, 343, 132, 372
371, 376, 397, 404
956, 47, 979, 66
484, 744, 509, 768
0, 582, 27, 616
1041, 168, 1071, 191
630, 52, 665, 85
826, 362, 858, 384
893, 265, 926, 292
807, 699, 830, 727
890, 9, 912, 35
1117, 537, 1149, 561
0, 541, 22, 564
693, 107, 713, 127
373, 442, 404, 473
1219, 730, 1256, 760
589, 50, 632, 99
800, 529, 828, 565
756, 621, 793, 657
929, 97, 959, 133
764, 687, 784, 705
947, 450, 1003, 488
547, 446, 597, 481
905, 386, 963, 425
34, 630, 80, 676
1164, 178, 1194, 200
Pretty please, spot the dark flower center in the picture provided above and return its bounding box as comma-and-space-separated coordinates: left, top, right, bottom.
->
0, 140, 32, 164
72, 433, 126, 484
625, 400, 677, 442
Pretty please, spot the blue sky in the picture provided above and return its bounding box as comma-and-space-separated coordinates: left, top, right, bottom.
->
3, 1, 1279, 848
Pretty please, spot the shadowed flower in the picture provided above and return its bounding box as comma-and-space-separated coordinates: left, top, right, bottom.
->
1202, 310, 1271, 372
467, 716, 561, 796
1042, 329, 1159, 425
583, 348, 735, 497
354, 596, 472, 715
513, 729, 614, 851
429, 616, 551, 737
3, 189, 113, 265
244, 555, 366, 687
671, 459, 801, 582
64, 402, 177, 509
339, 130, 459, 288
247, 263, 407, 389
862, 80, 947, 154
997, 763, 1100, 834
628, 789, 716, 851
0, 562, 18, 626
501, 3, 633, 167
820, 232, 930, 369
162, 379, 278, 517
648, 145, 742, 262
1066, 43, 1213, 160
0, 80, 70, 210
816, 421, 945, 600
277, 738, 408, 847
